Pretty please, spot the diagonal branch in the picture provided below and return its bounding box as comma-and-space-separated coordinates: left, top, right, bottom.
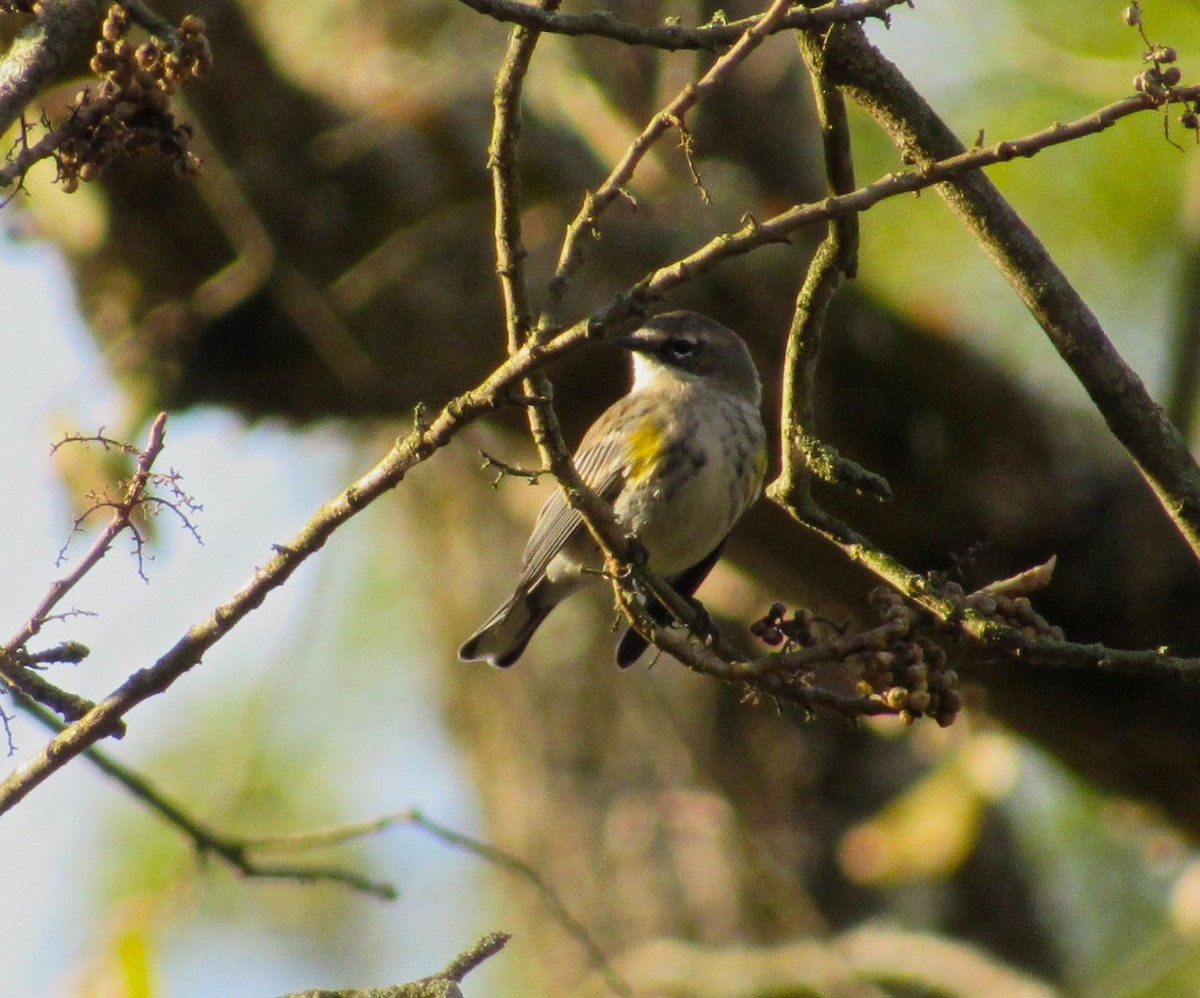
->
542, 0, 801, 323
629, 81, 1200, 305
0, 0, 108, 135
811, 21, 1200, 562
0, 331, 601, 815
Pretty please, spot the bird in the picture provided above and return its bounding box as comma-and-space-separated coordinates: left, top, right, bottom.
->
458, 311, 767, 668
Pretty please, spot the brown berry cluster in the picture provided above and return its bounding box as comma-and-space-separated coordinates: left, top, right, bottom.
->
1124, 0, 1196, 132
854, 588, 962, 727
964, 588, 1064, 642
1135, 47, 1182, 102
54, 6, 212, 193
749, 601, 818, 650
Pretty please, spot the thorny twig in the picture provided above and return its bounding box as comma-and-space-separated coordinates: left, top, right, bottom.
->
0, 413, 199, 726
479, 450, 546, 486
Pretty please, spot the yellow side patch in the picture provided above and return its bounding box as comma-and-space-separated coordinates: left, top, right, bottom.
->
627, 420, 665, 484
753, 446, 767, 488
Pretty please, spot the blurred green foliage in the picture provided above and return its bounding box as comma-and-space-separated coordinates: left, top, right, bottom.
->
855, 1, 1200, 399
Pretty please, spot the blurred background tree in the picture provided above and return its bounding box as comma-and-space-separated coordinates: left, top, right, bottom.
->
4, 0, 1200, 995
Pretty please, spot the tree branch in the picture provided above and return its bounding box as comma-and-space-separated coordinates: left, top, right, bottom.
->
629, 81, 1200, 306
14, 692, 398, 896
453, 0, 909, 52
0, 413, 177, 728
7, 10, 1200, 812
811, 20, 1200, 562
270, 932, 509, 998
541, 0, 799, 325
0, 0, 108, 135
0, 331, 603, 814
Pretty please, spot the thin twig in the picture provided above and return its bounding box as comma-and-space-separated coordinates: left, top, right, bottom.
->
0, 414, 176, 726
247, 808, 633, 996
485, 0, 606, 689
403, 809, 633, 998
13, 692, 398, 899
0, 0, 109, 136
775, 28, 865, 510
810, 21, 1200, 562
632, 81, 1200, 304
542, 0, 797, 325
454, 0, 909, 52
488, 0, 549, 354
9, 413, 169, 652
479, 449, 545, 485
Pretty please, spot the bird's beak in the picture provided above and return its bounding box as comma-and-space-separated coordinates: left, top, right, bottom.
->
613, 327, 665, 354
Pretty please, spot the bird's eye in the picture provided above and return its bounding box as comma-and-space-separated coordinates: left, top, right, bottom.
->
666, 337, 696, 360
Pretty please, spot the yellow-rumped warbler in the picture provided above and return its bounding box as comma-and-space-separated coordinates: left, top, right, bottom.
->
459, 311, 767, 668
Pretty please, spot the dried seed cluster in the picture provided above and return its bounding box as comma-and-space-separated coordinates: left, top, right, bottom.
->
1135, 46, 1182, 101
750, 591, 962, 728
750, 601, 817, 649
1124, 1, 1198, 134
856, 588, 961, 728
964, 587, 1064, 642
54, 6, 212, 193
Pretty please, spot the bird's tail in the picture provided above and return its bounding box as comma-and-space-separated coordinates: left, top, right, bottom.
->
458, 589, 552, 668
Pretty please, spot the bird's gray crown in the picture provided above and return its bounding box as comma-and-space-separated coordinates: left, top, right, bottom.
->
614, 311, 761, 405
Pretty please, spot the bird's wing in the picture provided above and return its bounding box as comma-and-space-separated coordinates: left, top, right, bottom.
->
514, 398, 643, 589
